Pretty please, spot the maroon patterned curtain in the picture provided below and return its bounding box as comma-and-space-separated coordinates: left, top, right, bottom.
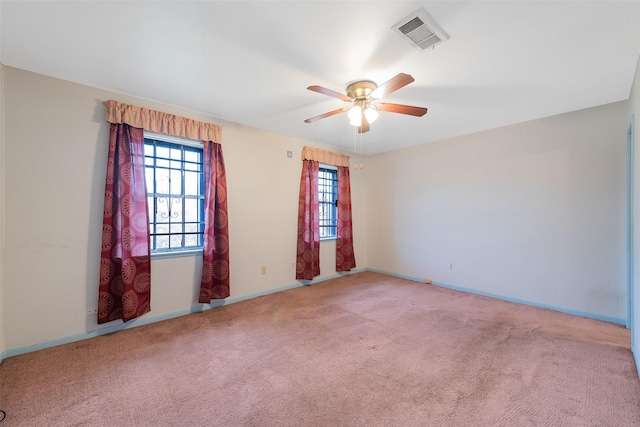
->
199, 141, 230, 302
336, 166, 356, 271
296, 160, 320, 280
98, 123, 151, 324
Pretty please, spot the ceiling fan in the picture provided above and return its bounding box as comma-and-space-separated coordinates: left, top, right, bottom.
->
304, 73, 428, 133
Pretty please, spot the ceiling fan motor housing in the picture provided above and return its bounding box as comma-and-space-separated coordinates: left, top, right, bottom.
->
346, 81, 377, 100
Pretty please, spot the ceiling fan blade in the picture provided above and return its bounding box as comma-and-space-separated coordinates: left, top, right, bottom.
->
358, 114, 370, 133
304, 108, 347, 123
370, 73, 415, 99
307, 85, 352, 102
377, 103, 428, 117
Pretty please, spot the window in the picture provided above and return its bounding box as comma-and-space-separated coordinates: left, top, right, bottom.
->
144, 135, 205, 253
318, 166, 338, 239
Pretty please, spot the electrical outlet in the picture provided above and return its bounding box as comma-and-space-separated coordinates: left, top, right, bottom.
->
87, 307, 97, 315
449, 262, 454, 270
261, 266, 267, 275
290, 261, 295, 270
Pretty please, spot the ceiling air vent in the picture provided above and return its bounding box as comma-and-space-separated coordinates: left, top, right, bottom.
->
392, 8, 449, 52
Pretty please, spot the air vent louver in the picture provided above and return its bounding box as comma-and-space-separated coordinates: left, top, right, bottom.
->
392, 8, 449, 51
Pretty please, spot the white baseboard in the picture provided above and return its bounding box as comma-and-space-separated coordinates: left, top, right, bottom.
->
367, 268, 626, 325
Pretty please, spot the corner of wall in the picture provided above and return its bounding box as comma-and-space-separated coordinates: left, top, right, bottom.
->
630, 52, 640, 378
0, 61, 6, 363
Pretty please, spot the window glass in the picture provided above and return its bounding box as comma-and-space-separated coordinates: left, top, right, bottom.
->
318, 167, 338, 238
144, 137, 205, 253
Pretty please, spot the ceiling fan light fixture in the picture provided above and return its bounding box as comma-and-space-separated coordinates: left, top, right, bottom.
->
349, 115, 362, 127
348, 105, 362, 126
364, 105, 379, 123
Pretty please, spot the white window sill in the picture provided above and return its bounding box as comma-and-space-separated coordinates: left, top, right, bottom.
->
151, 249, 203, 260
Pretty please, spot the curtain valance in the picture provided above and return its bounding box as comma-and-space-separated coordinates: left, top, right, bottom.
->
302, 146, 350, 168
104, 100, 222, 142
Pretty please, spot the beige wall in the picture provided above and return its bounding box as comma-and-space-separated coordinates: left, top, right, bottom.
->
2, 67, 368, 351
367, 101, 628, 321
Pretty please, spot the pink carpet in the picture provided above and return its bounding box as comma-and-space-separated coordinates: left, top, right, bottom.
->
1, 271, 639, 426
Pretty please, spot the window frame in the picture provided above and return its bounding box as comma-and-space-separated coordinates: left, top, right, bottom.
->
318, 164, 338, 240
144, 132, 205, 257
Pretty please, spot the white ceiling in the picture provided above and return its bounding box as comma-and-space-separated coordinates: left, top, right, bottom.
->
2, 1, 640, 155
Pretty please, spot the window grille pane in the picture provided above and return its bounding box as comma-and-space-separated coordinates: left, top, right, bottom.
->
184, 171, 199, 196
170, 224, 183, 248
185, 150, 199, 163
184, 199, 198, 222
156, 146, 170, 159
145, 167, 154, 192
156, 169, 170, 194
156, 235, 169, 250
170, 169, 182, 195
185, 234, 198, 247
147, 196, 154, 219
170, 236, 182, 249
184, 162, 199, 172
